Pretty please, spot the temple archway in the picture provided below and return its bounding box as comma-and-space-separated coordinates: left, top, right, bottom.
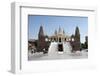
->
59, 37, 61, 42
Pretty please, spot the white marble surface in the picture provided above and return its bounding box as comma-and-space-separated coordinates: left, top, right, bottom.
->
28, 50, 88, 60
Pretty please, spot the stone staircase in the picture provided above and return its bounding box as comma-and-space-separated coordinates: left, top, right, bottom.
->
48, 42, 58, 55
63, 42, 72, 53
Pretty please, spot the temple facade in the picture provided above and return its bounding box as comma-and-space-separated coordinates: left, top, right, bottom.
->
49, 27, 71, 42
28, 25, 81, 53
37, 25, 81, 52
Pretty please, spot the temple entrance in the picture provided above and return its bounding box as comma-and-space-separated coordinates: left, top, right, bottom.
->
59, 37, 61, 42
58, 44, 63, 52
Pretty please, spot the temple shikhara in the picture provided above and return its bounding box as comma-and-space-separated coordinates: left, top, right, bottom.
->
28, 25, 88, 60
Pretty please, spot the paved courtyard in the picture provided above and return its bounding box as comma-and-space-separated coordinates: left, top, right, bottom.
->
28, 50, 88, 61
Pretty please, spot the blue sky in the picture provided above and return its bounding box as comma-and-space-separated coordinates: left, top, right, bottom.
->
28, 15, 88, 43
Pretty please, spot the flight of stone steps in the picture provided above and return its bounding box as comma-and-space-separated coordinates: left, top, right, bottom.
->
48, 42, 58, 55
63, 42, 72, 53
48, 42, 72, 55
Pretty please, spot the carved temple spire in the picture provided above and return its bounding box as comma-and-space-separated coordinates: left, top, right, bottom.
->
54, 29, 57, 35
58, 26, 62, 33
72, 26, 80, 51
38, 25, 44, 37
63, 29, 65, 34
75, 26, 80, 36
